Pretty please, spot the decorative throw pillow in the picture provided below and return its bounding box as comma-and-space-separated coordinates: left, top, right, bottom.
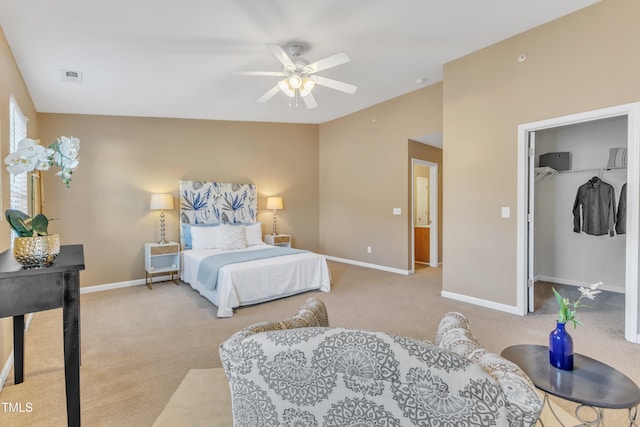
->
182, 223, 219, 249
219, 224, 247, 250
191, 225, 221, 250
245, 223, 263, 245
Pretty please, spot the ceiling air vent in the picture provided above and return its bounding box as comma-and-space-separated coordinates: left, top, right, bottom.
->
61, 69, 83, 83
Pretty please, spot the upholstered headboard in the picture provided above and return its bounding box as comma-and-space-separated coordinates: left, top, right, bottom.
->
179, 180, 257, 249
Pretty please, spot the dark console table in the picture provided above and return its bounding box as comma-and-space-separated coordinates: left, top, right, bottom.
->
0, 244, 85, 427
502, 344, 640, 426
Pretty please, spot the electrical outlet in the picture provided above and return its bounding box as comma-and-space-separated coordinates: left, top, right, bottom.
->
367, 246, 372, 253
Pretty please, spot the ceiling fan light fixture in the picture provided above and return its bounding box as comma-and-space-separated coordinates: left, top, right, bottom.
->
278, 79, 296, 97
288, 73, 303, 89
299, 78, 315, 97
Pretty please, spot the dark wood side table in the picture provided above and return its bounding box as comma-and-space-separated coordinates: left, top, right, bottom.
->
0, 244, 85, 427
502, 344, 640, 426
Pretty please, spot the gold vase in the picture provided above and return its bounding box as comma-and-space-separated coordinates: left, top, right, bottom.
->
13, 234, 60, 267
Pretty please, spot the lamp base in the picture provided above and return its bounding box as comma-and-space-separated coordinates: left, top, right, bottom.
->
271, 210, 278, 236
159, 210, 167, 245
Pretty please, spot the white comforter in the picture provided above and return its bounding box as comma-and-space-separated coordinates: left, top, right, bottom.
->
181, 243, 331, 317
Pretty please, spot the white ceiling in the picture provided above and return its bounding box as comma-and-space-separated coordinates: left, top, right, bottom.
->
0, 0, 599, 125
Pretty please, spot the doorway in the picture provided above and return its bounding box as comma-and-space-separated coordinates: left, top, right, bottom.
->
412, 159, 438, 269
517, 102, 640, 343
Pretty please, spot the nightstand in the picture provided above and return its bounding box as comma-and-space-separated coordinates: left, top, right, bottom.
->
264, 234, 291, 248
144, 242, 180, 289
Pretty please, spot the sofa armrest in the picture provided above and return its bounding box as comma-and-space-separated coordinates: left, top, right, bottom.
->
436, 312, 543, 427
220, 298, 328, 367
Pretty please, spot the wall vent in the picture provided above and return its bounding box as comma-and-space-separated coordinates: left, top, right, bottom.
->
61, 69, 83, 83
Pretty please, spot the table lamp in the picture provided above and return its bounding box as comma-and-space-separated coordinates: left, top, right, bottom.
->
266, 196, 283, 235
150, 194, 174, 244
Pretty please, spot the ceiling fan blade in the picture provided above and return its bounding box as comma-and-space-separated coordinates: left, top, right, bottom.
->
236, 71, 287, 77
302, 92, 318, 109
312, 75, 358, 94
256, 84, 281, 103
307, 52, 351, 73
266, 43, 294, 69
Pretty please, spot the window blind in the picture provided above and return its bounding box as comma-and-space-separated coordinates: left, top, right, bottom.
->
9, 96, 28, 215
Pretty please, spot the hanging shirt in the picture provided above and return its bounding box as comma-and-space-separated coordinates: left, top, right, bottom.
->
572, 177, 616, 237
616, 182, 627, 235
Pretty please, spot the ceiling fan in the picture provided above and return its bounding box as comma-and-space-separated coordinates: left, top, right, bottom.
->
238, 43, 357, 109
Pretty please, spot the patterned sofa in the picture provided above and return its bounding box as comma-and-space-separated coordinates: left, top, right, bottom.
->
219, 298, 542, 426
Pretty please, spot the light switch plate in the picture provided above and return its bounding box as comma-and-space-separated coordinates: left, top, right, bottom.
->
501, 207, 510, 218
393, 208, 401, 215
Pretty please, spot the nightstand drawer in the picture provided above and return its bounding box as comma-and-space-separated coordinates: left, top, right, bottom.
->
150, 245, 179, 255
264, 234, 291, 248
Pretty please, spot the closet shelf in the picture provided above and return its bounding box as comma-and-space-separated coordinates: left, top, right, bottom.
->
535, 166, 626, 184
557, 166, 627, 175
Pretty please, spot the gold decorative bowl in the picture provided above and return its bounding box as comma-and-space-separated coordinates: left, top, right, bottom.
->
13, 234, 60, 267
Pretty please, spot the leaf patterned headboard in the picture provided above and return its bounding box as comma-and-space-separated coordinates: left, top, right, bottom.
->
179, 180, 257, 248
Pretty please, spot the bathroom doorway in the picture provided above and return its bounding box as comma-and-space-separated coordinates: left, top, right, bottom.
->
412, 159, 438, 268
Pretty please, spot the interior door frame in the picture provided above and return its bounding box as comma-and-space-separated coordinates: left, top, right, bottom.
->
516, 102, 640, 343
411, 159, 439, 269
527, 131, 536, 312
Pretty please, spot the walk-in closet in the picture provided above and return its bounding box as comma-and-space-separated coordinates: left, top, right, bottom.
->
534, 116, 628, 294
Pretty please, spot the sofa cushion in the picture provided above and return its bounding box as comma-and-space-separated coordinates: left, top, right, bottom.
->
436, 312, 543, 427
220, 300, 516, 426
222, 326, 510, 426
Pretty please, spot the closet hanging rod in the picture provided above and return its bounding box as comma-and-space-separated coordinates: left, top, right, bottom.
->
556, 166, 627, 175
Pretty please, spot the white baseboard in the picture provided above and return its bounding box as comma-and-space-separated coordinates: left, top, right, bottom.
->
0, 313, 34, 392
324, 256, 411, 275
0, 350, 13, 393
534, 275, 625, 294
440, 290, 523, 316
80, 275, 173, 294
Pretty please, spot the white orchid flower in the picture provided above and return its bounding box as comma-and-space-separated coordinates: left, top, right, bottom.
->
5, 138, 55, 173
4, 151, 37, 174
52, 136, 80, 166
4, 136, 80, 186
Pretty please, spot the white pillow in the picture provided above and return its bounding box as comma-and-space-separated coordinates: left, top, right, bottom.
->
245, 223, 263, 245
191, 226, 221, 250
219, 224, 247, 250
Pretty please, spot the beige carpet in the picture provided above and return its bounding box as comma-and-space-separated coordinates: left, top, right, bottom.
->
153, 369, 232, 427
0, 262, 637, 426
153, 368, 580, 426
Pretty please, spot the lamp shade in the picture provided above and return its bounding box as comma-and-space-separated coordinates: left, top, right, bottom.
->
150, 194, 174, 210
266, 197, 283, 210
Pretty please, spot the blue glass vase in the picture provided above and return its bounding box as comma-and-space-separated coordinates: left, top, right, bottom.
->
549, 322, 574, 370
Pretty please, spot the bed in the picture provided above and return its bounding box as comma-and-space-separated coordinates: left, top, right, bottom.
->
178, 180, 330, 317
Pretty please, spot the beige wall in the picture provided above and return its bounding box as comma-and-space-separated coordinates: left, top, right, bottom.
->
0, 27, 39, 384
408, 141, 443, 262
37, 114, 320, 287
4, 0, 637, 378
319, 83, 443, 270
442, 0, 640, 305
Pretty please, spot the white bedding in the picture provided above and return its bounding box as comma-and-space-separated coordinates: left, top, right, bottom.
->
180, 243, 331, 317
